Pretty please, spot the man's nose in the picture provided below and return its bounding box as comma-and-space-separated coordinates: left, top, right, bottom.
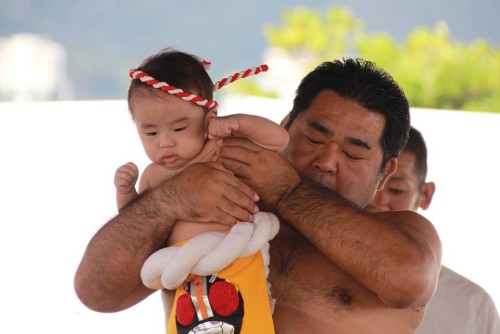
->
312, 143, 339, 174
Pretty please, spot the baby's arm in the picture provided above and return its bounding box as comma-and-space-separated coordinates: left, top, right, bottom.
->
208, 114, 289, 151
114, 162, 139, 210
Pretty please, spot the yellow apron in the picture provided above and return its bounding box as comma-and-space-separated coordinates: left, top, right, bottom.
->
167, 250, 274, 334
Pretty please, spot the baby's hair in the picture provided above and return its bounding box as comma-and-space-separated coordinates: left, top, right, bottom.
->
128, 48, 214, 114
127, 48, 269, 116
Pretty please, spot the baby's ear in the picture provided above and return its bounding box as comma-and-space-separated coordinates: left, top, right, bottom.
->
208, 108, 218, 118
205, 108, 217, 127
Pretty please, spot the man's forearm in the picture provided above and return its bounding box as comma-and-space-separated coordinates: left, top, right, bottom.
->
274, 178, 437, 308
74, 187, 177, 312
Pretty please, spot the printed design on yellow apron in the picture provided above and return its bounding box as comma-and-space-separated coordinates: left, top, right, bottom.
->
175, 275, 244, 334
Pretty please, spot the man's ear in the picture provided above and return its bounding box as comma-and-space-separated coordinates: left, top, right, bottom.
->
418, 181, 436, 210
377, 158, 398, 191
280, 113, 290, 128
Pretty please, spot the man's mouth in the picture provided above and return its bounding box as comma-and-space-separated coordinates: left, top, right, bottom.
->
309, 173, 335, 189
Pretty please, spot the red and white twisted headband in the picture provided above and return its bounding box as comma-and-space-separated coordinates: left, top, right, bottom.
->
213, 64, 268, 91
129, 63, 268, 110
129, 69, 219, 109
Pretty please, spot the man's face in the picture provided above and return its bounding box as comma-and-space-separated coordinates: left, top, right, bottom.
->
370, 150, 425, 211
282, 90, 396, 207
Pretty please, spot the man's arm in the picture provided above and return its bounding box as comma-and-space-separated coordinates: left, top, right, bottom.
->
216, 137, 442, 308
277, 179, 441, 308
74, 162, 259, 312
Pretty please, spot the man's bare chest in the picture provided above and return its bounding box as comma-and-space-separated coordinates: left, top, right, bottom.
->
269, 229, 360, 309
269, 226, 424, 333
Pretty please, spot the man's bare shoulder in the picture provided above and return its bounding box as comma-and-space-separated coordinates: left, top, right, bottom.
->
366, 205, 433, 230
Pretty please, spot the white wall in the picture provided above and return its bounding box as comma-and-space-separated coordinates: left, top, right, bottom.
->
1, 98, 498, 333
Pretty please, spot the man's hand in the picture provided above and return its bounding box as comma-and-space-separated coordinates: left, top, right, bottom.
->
214, 137, 301, 207
163, 161, 260, 226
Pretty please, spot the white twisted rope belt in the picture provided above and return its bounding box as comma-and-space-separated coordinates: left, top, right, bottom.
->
140, 211, 280, 290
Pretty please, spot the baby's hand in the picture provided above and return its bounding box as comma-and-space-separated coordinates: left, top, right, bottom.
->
208, 116, 240, 139
114, 162, 139, 194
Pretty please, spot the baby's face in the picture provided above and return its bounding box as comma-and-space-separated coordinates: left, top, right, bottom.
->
132, 89, 208, 171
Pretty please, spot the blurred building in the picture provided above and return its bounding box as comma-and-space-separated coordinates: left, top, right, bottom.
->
259, 47, 315, 99
0, 33, 74, 101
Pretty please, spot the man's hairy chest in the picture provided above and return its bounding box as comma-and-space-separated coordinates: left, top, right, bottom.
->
269, 226, 425, 332
269, 227, 360, 310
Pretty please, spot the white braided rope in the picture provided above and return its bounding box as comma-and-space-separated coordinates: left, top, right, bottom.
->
140, 211, 280, 290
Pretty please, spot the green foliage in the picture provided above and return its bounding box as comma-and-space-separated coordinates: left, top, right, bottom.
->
261, 6, 500, 113
218, 79, 279, 99
264, 6, 365, 63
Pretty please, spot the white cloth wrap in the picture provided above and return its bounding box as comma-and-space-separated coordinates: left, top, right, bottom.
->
140, 211, 280, 291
